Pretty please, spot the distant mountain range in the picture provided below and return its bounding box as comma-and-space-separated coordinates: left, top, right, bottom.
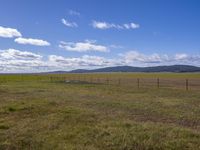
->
47, 65, 200, 74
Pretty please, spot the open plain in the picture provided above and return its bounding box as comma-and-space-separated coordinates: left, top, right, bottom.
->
0, 73, 200, 149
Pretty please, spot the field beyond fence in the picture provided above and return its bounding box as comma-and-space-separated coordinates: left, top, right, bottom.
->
0, 73, 200, 91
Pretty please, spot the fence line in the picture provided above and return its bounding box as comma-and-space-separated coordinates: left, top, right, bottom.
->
47, 76, 200, 91
0, 75, 200, 91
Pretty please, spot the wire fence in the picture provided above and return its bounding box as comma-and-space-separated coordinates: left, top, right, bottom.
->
49, 76, 200, 91
0, 74, 200, 91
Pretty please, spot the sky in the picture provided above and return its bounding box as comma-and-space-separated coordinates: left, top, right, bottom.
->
0, 0, 200, 73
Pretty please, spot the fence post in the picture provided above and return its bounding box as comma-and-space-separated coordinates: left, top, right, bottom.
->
137, 78, 140, 89
118, 78, 121, 85
157, 78, 160, 89
186, 79, 189, 91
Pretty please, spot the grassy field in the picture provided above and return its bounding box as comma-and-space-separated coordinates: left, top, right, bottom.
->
0, 73, 200, 149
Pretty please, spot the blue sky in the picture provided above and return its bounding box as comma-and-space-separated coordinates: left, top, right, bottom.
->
0, 0, 200, 72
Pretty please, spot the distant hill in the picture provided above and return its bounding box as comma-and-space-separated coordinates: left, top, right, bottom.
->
47, 65, 200, 74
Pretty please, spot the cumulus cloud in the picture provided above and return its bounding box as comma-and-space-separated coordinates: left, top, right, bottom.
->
0, 49, 115, 72
47, 52, 200, 70
14, 37, 50, 46
0, 26, 22, 38
0, 49, 47, 72
120, 51, 165, 64
68, 10, 80, 16
0, 49, 42, 60
109, 45, 123, 49
92, 21, 140, 30
61, 18, 78, 27
174, 53, 200, 64
49, 55, 115, 67
175, 53, 188, 60
0, 48, 199, 73
120, 51, 200, 66
59, 40, 109, 52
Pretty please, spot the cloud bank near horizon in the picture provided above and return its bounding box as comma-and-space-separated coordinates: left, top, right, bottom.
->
0, 49, 199, 73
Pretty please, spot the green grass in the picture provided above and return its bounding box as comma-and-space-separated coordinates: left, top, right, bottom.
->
0, 73, 200, 149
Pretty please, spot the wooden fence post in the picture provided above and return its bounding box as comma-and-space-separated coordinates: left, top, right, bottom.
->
118, 78, 121, 85
137, 78, 140, 89
186, 79, 189, 91
157, 78, 160, 89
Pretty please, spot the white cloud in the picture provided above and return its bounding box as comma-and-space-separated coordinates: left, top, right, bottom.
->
175, 53, 188, 60
120, 51, 164, 64
14, 37, 50, 46
0, 49, 115, 72
0, 26, 22, 38
92, 21, 111, 29
120, 51, 200, 66
0, 49, 47, 73
61, 18, 78, 27
123, 23, 140, 29
48, 55, 117, 68
0, 48, 199, 73
109, 44, 123, 49
0, 49, 42, 60
68, 10, 80, 16
174, 53, 200, 64
92, 21, 140, 30
59, 40, 109, 52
